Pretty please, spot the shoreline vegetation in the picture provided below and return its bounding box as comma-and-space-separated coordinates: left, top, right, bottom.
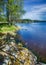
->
0, 19, 46, 24
0, 23, 45, 65
0, 23, 21, 35
0, 23, 46, 64
0, 24, 37, 65
13, 19, 46, 23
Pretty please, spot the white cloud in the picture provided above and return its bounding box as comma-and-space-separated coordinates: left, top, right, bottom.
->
23, 4, 46, 20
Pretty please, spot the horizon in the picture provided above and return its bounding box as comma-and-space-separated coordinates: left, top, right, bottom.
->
22, 0, 46, 20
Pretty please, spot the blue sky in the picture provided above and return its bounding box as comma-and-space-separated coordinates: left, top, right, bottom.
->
22, 0, 46, 20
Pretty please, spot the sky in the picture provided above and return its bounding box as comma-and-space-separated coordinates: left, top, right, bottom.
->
22, 0, 46, 20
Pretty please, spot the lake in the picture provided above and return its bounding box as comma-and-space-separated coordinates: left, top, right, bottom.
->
16, 22, 46, 63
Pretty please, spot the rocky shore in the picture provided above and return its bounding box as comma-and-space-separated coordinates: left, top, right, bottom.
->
0, 33, 37, 65
0, 32, 46, 65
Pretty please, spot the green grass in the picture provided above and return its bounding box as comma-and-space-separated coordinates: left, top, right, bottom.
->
0, 25, 19, 34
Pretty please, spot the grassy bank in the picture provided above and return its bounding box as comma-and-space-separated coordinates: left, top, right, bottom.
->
0, 25, 20, 34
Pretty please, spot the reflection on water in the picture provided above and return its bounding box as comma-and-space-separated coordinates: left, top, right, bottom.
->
16, 22, 46, 62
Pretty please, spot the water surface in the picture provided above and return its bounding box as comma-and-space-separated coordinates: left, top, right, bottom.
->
16, 22, 46, 62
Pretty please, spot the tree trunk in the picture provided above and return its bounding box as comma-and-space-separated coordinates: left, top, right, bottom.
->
6, 0, 10, 25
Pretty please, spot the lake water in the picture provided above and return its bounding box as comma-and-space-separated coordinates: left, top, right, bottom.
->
16, 22, 46, 62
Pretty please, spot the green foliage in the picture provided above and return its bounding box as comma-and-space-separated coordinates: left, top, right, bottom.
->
0, 0, 25, 22
0, 0, 6, 22
0, 25, 18, 33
